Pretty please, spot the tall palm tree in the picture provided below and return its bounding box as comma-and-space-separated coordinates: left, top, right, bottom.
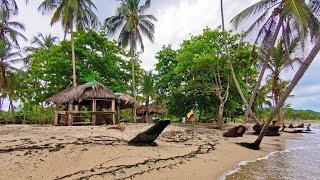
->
0, 10, 27, 48
0, 40, 23, 92
235, 0, 320, 149
141, 70, 154, 122
267, 39, 301, 125
38, 0, 98, 87
220, 0, 260, 124
231, 0, 319, 124
105, 0, 157, 122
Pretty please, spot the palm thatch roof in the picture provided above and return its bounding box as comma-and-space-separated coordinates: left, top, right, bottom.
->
115, 93, 139, 109
46, 82, 117, 105
137, 104, 166, 116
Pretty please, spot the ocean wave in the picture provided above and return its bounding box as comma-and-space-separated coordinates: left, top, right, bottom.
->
219, 146, 307, 180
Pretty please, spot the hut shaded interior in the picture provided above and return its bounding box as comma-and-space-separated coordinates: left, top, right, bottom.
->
136, 104, 166, 123
46, 82, 118, 126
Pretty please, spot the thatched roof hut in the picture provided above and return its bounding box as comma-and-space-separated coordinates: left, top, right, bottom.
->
46, 82, 117, 105
136, 104, 166, 116
115, 93, 139, 109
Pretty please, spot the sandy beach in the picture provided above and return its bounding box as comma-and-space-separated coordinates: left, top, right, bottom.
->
0, 123, 301, 180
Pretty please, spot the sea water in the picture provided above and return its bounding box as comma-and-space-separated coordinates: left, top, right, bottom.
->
223, 123, 320, 180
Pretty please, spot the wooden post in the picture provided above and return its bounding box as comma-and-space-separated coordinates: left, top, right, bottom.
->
67, 102, 73, 126
92, 99, 96, 125
111, 99, 116, 125
116, 99, 120, 122
54, 111, 58, 125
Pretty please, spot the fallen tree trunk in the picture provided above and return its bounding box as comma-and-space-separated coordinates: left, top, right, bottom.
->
288, 123, 304, 128
128, 120, 171, 146
223, 125, 247, 137
253, 124, 280, 136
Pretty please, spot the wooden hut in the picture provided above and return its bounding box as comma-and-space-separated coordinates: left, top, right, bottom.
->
46, 82, 118, 126
116, 93, 139, 109
136, 104, 165, 123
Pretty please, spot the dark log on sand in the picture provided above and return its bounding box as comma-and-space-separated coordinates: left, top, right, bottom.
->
253, 124, 280, 136
288, 123, 304, 128
306, 124, 311, 131
128, 120, 170, 146
283, 129, 303, 133
223, 125, 247, 137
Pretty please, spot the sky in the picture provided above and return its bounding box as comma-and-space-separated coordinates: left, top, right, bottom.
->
9, 0, 320, 112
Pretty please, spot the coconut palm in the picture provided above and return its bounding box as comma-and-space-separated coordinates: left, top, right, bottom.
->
25, 33, 59, 51
0, 0, 18, 16
0, 40, 23, 91
235, 0, 320, 149
0, 0, 29, 16
220, 0, 261, 124
38, 0, 98, 87
141, 70, 154, 122
105, 0, 157, 122
267, 39, 301, 125
0, 10, 27, 48
231, 0, 320, 124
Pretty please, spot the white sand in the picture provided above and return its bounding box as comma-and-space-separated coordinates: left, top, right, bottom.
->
0, 123, 301, 180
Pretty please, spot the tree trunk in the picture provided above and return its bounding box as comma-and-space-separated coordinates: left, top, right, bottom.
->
252, 38, 320, 149
145, 96, 149, 123
71, 29, 77, 87
216, 102, 224, 129
243, 16, 284, 123
0, 61, 6, 89
220, 0, 260, 124
131, 52, 137, 123
128, 120, 170, 146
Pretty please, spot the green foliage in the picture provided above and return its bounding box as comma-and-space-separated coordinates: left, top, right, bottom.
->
20, 30, 132, 104
155, 28, 258, 119
0, 105, 53, 124
284, 108, 320, 120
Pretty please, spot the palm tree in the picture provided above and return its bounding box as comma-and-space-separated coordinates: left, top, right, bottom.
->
235, 0, 320, 149
220, 0, 260, 124
105, 0, 157, 122
38, 0, 98, 87
231, 0, 319, 124
25, 33, 59, 52
267, 39, 301, 125
0, 10, 27, 48
141, 70, 154, 122
0, 0, 18, 16
0, 40, 23, 93
0, 0, 29, 16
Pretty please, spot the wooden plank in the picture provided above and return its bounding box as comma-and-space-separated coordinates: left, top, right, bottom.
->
54, 111, 58, 126
67, 103, 73, 126
111, 99, 116, 125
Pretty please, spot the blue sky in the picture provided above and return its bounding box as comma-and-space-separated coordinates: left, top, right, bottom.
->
10, 0, 320, 112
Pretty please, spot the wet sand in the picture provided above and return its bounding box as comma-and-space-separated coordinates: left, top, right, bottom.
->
0, 123, 301, 180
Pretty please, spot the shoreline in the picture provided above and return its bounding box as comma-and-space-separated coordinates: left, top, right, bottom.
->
218, 132, 303, 180
0, 123, 303, 180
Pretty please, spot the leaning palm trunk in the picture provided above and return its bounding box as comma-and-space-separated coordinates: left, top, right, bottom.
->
243, 16, 284, 123
220, 0, 260, 124
250, 38, 320, 149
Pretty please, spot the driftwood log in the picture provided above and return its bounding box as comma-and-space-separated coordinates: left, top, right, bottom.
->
223, 125, 247, 137
288, 123, 304, 128
128, 120, 170, 146
253, 124, 280, 136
